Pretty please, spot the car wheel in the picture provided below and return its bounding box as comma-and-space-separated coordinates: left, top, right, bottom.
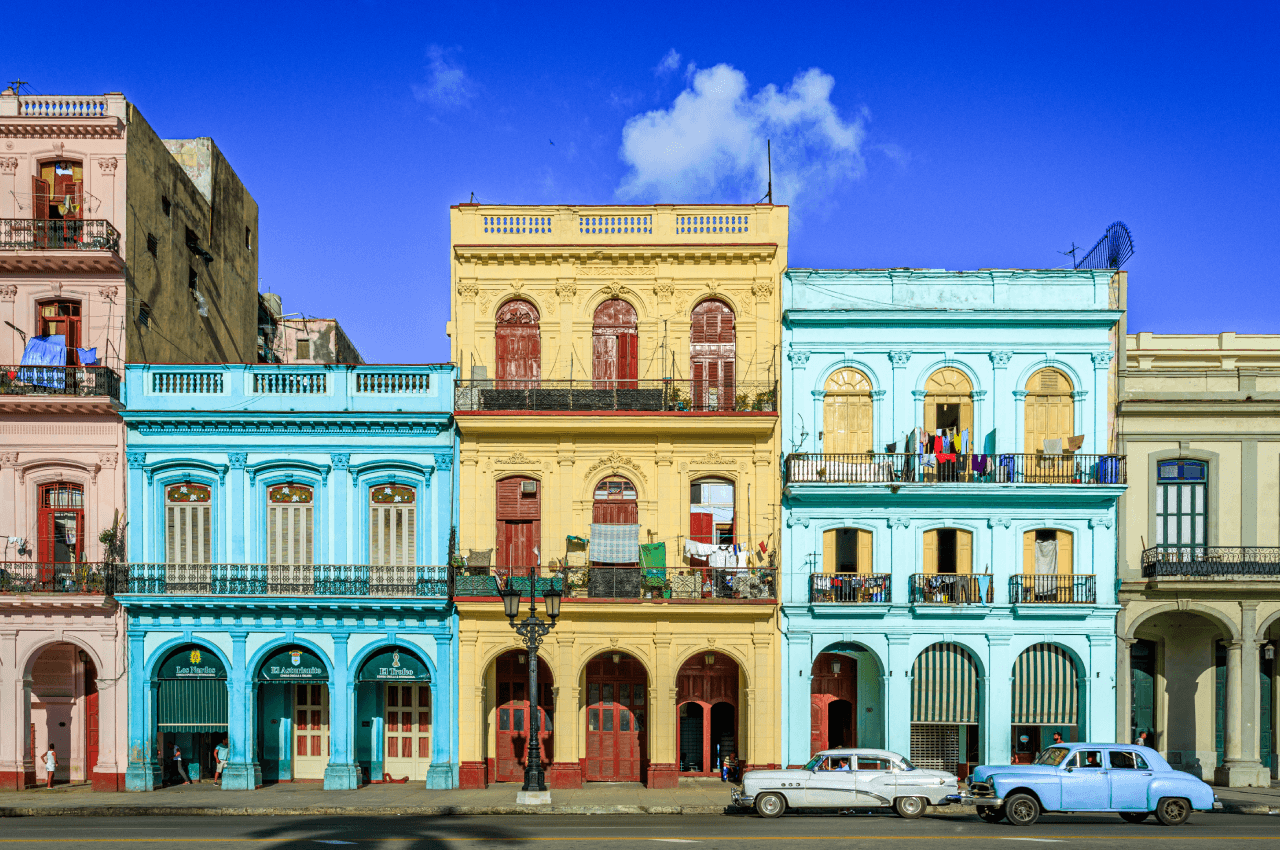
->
1119, 811, 1150, 824
894, 796, 926, 819
756, 792, 787, 819
1004, 793, 1041, 827
977, 806, 1006, 823
1155, 797, 1191, 826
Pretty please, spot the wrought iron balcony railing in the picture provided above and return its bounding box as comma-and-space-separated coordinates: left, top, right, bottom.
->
1009, 574, 1097, 603
0, 365, 121, 401
785, 452, 1125, 485
909, 574, 994, 604
0, 562, 121, 595
455, 379, 776, 413
1140, 546, 1280, 579
451, 565, 776, 601
121, 563, 448, 597
809, 572, 891, 603
0, 219, 121, 252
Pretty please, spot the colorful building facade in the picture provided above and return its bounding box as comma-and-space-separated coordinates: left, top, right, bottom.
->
448, 204, 786, 788
1116, 332, 1280, 785
779, 268, 1125, 776
119, 363, 458, 790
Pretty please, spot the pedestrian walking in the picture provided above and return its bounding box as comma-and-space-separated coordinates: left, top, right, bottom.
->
214, 738, 229, 785
1135, 730, 1149, 748
173, 743, 190, 785
42, 744, 56, 788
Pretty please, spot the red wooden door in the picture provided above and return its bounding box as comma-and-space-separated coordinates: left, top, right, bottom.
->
690, 299, 735, 410
592, 299, 638, 389
85, 684, 100, 782
676, 652, 739, 775
32, 176, 50, 220
495, 651, 553, 782
496, 477, 540, 575
495, 300, 540, 388
37, 483, 84, 585
810, 653, 856, 754
585, 654, 647, 781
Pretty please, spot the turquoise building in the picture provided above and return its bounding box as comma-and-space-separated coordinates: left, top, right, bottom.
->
779, 268, 1126, 777
119, 364, 458, 791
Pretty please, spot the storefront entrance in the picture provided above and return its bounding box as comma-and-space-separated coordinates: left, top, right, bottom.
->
1011, 643, 1079, 763
155, 645, 227, 785
584, 652, 647, 782
256, 646, 330, 782
910, 642, 980, 779
384, 684, 432, 781
676, 652, 738, 776
810, 652, 856, 755
494, 649, 553, 783
356, 646, 434, 783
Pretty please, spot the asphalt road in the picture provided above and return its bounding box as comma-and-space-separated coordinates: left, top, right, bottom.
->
0, 812, 1276, 848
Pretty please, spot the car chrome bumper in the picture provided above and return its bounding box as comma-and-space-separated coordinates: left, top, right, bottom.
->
945, 793, 1004, 808
1212, 799, 1223, 810
730, 787, 755, 808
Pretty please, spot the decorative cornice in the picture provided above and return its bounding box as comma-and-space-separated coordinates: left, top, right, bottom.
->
576, 263, 656, 276
585, 450, 647, 483
129, 419, 444, 436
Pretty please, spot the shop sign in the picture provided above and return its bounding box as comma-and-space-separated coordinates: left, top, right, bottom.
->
258, 647, 328, 682
358, 647, 430, 682
158, 646, 227, 680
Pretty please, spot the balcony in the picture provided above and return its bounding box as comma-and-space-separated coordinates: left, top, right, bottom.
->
1140, 546, 1280, 580
785, 452, 1125, 485
1009, 574, 1097, 604
454, 379, 776, 414
809, 572, 891, 604
0, 365, 121, 403
0, 219, 123, 274
451, 565, 776, 602
908, 574, 994, 604
120, 564, 448, 597
0, 562, 119, 595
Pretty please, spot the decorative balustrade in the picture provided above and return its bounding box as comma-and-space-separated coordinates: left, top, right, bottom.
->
0, 219, 120, 252
0, 365, 120, 401
17, 96, 110, 118
578, 214, 652, 235
355, 371, 431, 394
675, 213, 750, 235
785, 452, 1125, 485
0, 562, 120, 594
151, 371, 223, 394
809, 572, 891, 603
463, 207, 767, 243
454, 379, 776, 413
122, 564, 447, 597
251, 372, 327, 395
1009, 574, 1097, 603
483, 214, 556, 235
451, 565, 776, 601
1140, 546, 1280, 579
908, 574, 994, 605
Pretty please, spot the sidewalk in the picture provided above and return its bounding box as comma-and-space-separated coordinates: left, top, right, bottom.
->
0, 778, 1275, 818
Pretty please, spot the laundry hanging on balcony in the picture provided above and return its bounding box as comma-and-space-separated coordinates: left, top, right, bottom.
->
18, 334, 67, 389
589, 523, 639, 564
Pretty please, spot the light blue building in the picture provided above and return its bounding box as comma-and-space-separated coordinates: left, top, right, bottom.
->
119, 364, 458, 791
779, 268, 1126, 778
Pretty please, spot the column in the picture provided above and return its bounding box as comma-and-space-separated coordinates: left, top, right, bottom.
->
870, 390, 888, 452
783, 632, 811, 768
323, 633, 359, 790
885, 635, 913, 757
888, 518, 913, 604
0, 633, 18, 789
222, 633, 260, 791
426, 631, 456, 788
1090, 516, 1116, 606
227, 453, 247, 561
985, 635, 1013, 766
456, 632, 486, 789
987, 518, 1011, 605
811, 390, 825, 451
125, 452, 147, 561
1086, 634, 1117, 743
1215, 602, 1268, 786
1012, 391, 1028, 454
751, 633, 774, 769
93, 676, 119, 788
1116, 638, 1134, 745
888, 351, 912, 442
988, 351, 1011, 454
648, 635, 678, 788
125, 632, 156, 791
1090, 350, 1114, 456
329, 454, 350, 564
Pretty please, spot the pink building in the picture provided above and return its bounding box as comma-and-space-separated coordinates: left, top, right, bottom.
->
0, 89, 258, 790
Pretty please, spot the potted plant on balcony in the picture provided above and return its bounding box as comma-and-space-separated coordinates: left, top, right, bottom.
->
753, 388, 776, 412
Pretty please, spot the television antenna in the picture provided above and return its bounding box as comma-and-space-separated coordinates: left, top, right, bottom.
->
1074, 221, 1135, 270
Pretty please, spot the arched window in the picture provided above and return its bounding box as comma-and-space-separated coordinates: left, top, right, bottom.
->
370, 485, 416, 566
690, 299, 735, 411
38, 482, 84, 565
1024, 368, 1074, 453
592, 475, 638, 525
267, 483, 313, 565
592, 299, 638, 389
924, 367, 973, 439
164, 482, 212, 564
823, 368, 873, 454
1018, 528, 1075, 602
33, 160, 83, 221
495, 299, 540, 388
690, 477, 734, 545
36, 299, 83, 364
923, 528, 972, 575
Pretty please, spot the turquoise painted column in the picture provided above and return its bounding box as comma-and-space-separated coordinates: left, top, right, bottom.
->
125, 452, 147, 561
1087, 634, 1117, 743
222, 632, 259, 790
1012, 390, 1027, 454
324, 633, 359, 790
426, 631, 455, 788
124, 632, 157, 791
783, 629, 812, 768
986, 636, 1013, 766
888, 351, 912, 443
811, 390, 825, 452
885, 635, 913, 757
988, 351, 1012, 454
227, 453, 246, 561
330, 454, 350, 562
987, 518, 1012, 605
1090, 517, 1116, 606
888, 518, 913, 605
1091, 350, 1113, 454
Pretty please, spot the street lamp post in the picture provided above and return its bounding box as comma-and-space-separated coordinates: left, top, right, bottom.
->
499, 575, 562, 801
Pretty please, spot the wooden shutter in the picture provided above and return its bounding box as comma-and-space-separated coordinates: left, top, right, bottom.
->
1023, 530, 1036, 576
592, 333, 615, 383
1057, 531, 1073, 576
923, 530, 938, 574
957, 530, 972, 575
857, 529, 872, 575
166, 503, 211, 564
370, 492, 417, 566
268, 502, 313, 564
924, 403, 936, 436
619, 333, 638, 386
690, 511, 714, 545
32, 176, 49, 220
823, 529, 836, 574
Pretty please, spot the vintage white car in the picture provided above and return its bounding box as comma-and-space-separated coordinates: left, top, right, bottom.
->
731, 748, 960, 818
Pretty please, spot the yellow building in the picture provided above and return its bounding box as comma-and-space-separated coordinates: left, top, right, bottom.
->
448, 204, 786, 788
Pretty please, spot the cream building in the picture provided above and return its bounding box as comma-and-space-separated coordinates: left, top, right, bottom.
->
1116, 332, 1280, 786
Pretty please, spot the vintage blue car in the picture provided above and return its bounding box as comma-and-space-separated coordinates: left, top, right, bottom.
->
949, 743, 1221, 826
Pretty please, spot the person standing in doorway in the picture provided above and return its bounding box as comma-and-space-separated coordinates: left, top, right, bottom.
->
173, 743, 190, 785
214, 738, 229, 786
42, 744, 56, 788
1051, 732, 1064, 745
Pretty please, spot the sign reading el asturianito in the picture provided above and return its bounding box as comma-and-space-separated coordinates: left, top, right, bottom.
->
258, 647, 328, 682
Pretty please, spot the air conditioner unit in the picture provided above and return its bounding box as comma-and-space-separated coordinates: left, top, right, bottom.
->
521, 481, 537, 494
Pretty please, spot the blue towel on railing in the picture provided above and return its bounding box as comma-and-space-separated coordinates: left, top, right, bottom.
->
18, 335, 66, 389
589, 523, 640, 564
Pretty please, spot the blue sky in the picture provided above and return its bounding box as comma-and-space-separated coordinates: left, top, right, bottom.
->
13, 1, 1279, 363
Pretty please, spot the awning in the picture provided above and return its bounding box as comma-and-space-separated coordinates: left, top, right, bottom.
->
911, 642, 978, 724
157, 678, 228, 732
1012, 643, 1079, 725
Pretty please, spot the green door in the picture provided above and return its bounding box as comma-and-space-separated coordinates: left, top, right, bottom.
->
1131, 640, 1156, 742
1155, 460, 1207, 553
1214, 641, 1226, 767
1262, 647, 1274, 770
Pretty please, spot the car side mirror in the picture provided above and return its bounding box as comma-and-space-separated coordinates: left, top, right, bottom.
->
1065, 766, 1074, 772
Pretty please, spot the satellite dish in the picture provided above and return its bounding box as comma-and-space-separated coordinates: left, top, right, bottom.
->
1075, 221, 1134, 270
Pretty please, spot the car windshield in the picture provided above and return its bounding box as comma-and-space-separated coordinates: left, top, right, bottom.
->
1034, 746, 1070, 766
898, 758, 915, 771
803, 755, 824, 771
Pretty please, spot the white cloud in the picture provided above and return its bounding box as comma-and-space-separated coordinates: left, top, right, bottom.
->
412, 45, 476, 109
655, 48, 682, 76
617, 63, 867, 210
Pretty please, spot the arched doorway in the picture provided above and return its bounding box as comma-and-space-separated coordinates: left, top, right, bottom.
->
584, 652, 648, 781
911, 642, 980, 779
27, 642, 97, 786
811, 652, 856, 755
255, 645, 330, 782
495, 299, 540, 388
1024, 368, 1074, 454
154, 645, 227, 786
590, 475, 640, 597
592, 299, 638, 389
1011, 643, 1080, 763
923, 368, 973, 482
494, 649, 553, 782
690, 299, 735, 411
677, 651, 739, 776
355, 646, 433, 783
823, 368, 873, 454
496, 476, 540, 577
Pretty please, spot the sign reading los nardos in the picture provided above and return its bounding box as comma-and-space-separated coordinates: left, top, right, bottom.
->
158, 646, 228, 679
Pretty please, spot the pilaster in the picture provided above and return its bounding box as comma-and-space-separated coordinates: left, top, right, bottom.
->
323, 633, 359, 790
885, 634, 913, 757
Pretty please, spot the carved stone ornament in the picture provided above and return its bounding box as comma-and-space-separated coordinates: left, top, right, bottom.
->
786, 514, 810, 529
0, 452, 18, 467
679, 451, 742, 473
888, 516, 912, 529
434, 451, 454, 471
477, 293, 494, 314
0, 157, 17, 175
1091, 350, 1115, 368
601, 282, 627, 300
652, 280, 674, 302
510, 279, 524, 292
888, 350, 912, 368
329, 452, 350, 471
555, 280, 577, 301
1089, 515, 1115, 529
585, 450, 648, 483
125, 451, 146, 468
787, 348, 811, 367
989, 350, 1013, 368
97, 157, 118, 174
495, 451, 539, 466
226, 452, 248, 469
456, 280, 479, 302
987, 517, 1012, 529
751, 281, 774, 300
0, 285, 16, 301
98, 452, 118, 469
575, 263, 656, 277
97, 286, 118, 303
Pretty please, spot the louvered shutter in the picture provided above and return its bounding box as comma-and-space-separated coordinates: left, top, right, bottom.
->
32, 176, 49, 220
857, 529, 873, 575
957, 530, 972, 575
166, 501, 211, 564
268, 488, 314, 565
823, 529, 836, 574
370, 488, 417, 566
1023, 530, 1036, 575
923, 530, 938, 574
1057, 531, 1073, 576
